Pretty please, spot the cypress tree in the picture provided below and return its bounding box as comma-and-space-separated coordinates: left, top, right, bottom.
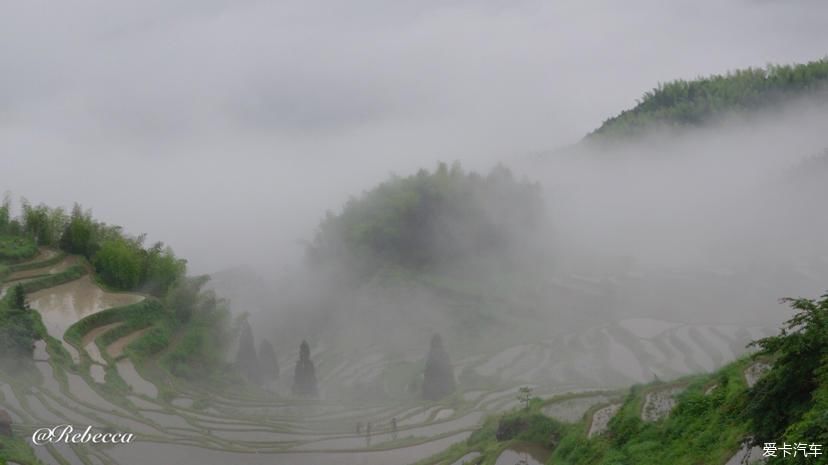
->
422, 333, 456, 400
258, 339, 280, 382
10, 284, 28, 311
235, 320, 262, 384
291, 340, 318, 397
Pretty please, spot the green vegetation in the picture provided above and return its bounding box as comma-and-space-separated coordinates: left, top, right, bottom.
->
14, 264, 86, 294
0, 235, 36, 262
0, 285, 40, 370
744, 293, 828, 462
20, 199, 67, 246
64, 274, 233, 382
434, 292, 828, 465
417, 397, 563, 465
589, 58, 828, 140
308, 162, 543, 280
0, 278, 67, 371
551, 373, 747, 465
159, 277, 232, 380
6, 251, 66, 273
0, 434, 39, 465
0, 194, 232, 385
65, 299, 164, 348
2, 198, 186, 294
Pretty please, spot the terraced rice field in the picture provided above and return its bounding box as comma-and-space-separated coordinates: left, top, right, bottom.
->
0, 250, 782, 464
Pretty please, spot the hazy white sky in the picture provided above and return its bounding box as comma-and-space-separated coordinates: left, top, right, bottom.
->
2, 0, 827, 272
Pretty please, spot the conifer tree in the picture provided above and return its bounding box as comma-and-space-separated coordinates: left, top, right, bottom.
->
292, 340, 318, 397
235, 319, 262, 384
422, 334, 456, 400
258, 339, 279, 382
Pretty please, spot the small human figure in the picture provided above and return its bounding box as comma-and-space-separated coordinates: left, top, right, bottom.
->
391, 417, 397, 432
366, 422, 372, 437
356, 422, 362, 434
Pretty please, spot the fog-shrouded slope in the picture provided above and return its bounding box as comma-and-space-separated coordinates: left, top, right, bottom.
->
427, 292, 828, 465
587, 58, 828, 141
4, 54, 827, 465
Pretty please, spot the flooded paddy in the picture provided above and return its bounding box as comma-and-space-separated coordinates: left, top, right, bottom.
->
494, 443, 551, 465
116, 359, 158, 398
65, 372, 127, 414
33, 340, 49, 361
2, 261, 788, 465
35, 361, 61, 392
451, 452, 482, 464
108, 432, 471, 465
82, 322, 123, 363
295, 411, 482, 451
89, 364, 106, 383
6, 255, 79, 281
27, 275, 144, 341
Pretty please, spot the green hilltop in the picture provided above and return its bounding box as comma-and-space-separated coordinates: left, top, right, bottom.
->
588, 58, 828, 140
307, 161, 544, 282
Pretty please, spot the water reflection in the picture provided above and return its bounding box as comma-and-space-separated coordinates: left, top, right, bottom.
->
494, 443, 550, 465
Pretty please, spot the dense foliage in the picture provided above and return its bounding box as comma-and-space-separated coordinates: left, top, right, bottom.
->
589, 58, 828, 139
307, 162, 543, 278
745, 293, 828, 463
422, 333, 456, 401
0, 285, 40, 370
159, 276, 232, 380
1, 195, 230, 384
235, 319, 262, 384
0, 235, 36, 261
2, 198, 185, 295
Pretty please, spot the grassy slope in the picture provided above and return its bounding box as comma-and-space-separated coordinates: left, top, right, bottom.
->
0, 235, 37, 263
552, 362, 752, 465
422, 358, 767, 465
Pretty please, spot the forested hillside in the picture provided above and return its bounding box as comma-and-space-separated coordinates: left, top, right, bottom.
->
589, 58, 828, 140
307, 162, 544, 280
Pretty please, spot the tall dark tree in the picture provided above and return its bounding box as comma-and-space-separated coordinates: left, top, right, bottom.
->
235, 319, 262, 385
292, 340, 318, 397
258, 339, 279, 382
60, 203, 97, 257
9, 284, 28, 311
422, 334, 456, 400
0, 285, 37, 370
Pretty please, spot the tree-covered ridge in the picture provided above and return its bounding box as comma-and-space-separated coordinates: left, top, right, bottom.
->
589, 58, 828, 140
1, 196, 185, 295
307, 162, 544, 278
